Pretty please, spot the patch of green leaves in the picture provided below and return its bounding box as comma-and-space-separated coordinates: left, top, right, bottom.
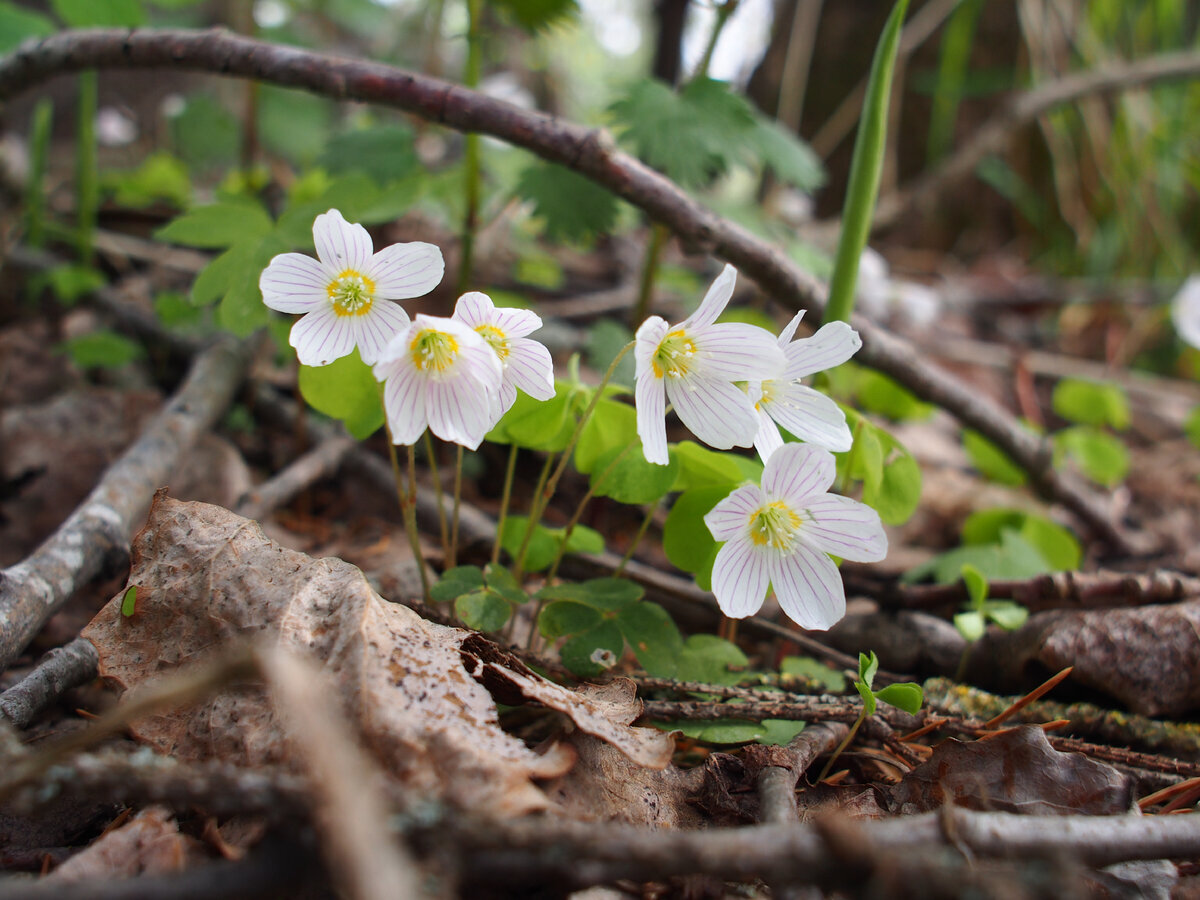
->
431, 564, 529, 633
1052, 426, 1129, 487
498, 516, 604, 573
853, 650, 922, 717
51, 0, 143, 26
663, 485, 733, 591
489, 0, 578, 32
38, 264, 104, 305
780, 656, 846, 693
57, 330, 145, 369
952, 563, 1029, 641
516, 162, 620, 244
320, 124, 419, 184
1052, 379, 1130, 430
102, 152, 191, 209
834, 408, 922, 526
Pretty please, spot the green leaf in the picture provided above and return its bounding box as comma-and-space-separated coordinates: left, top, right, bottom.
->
668, 718, 769, 745
297, 351, 385, 440
757, 719, 808, 746
51, 0, 144, 26
516, 162, 620, 244
536, 577, 642, 611
1052, 379, 1130, 430
120, 585, 138, 618
863, 445, 921, 526
963, 429, 1028, 486
500, 517, 603, 573
746, 116, 824, 192
609, 77, 756, 188
961, 563, 988, 609
560, 620, 624, 677
102, 152, 191, 209
42, 264, 104, 305
663, 486, 730, 575
962, 509, 1082, 571
954, 609, 986, 642
483, 564, 528, 606
857, 370, 933, 421
670, 442, 748, 492
57, 331, 145, 369
583, 319, 636, 389
823, 0, 910, 324
168, 94, 241, 171
489, 383, 577, 450
905, 529, 1056, 584
1052, 426, 1129, 488
873, 682, 923, 714
589, 443, 679, 505
673, 634, 748, 685
854, 679, 877, 716
320, 124, 418, 184
780, 656, 846, 693
455, 589, 512, 632
154, 291, 206, 331
258, 86, 333, 167
985, 601, 1029, 631
489, 0, 578, 31
0, 2, 55, 54
155, 200, 272, 249
857, 650, 879, 689
615, 601, 683, 677
190, 245, 252, 307
430, 565, 486, 603
575, 398, 637, 475
538, 600, 602, 640
217, 273, 270, 337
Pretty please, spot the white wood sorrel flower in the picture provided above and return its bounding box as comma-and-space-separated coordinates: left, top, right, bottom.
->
704, 443, 887, 630
259, 209, 444, 366
373, 314, 503, 450
452, 291, 555, 419
635, 264, 785, 465
749, 310, 862, 461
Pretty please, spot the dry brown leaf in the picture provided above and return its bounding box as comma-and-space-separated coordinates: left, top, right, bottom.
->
43, 806, 203, 883
81, 494, 674, 816
889, 725, 1133, 816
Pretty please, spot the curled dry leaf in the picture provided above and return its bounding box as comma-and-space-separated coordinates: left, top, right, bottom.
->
81, 493, 674, 816
43, 806, 203, 884
889, 725, 1133, 816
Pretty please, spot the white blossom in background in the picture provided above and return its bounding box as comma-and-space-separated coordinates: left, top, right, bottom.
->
259, 209, 444, 367
635, 264, 785, 465
1171, 275, 1200, 350
704, 443, 887, 631
748, 310, 861, 461
373, 314, 503, 450
452, 291, 555, 421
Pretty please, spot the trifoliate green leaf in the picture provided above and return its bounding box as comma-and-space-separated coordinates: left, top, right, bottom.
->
431, 565, 486, 603
961, 509, 1081, 571
615, 601, 683, 677
673, 634, 749, 685
1052, 379, 1130, 430
155, 200, 273, 249
455, 589, 512, 633
561, 620, 624, 677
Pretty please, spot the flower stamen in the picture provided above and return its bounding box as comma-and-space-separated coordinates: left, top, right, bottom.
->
475, 324, 510, 361
651, 329, 698, 379
410, 328, 460, 374
748, 500, 802, 551
327, 269, 377, 317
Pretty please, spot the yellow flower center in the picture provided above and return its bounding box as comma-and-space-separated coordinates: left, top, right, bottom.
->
327, 269, 376, 317
748, 500, 803, 551
755, 379, 777, 411
651, 329, 697, 379
475, 324, 509, 361
410, 328, 459, 374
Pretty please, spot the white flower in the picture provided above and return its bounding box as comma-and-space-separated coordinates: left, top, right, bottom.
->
1171, 275, 1200, 351
452, 291, 555, 420
748, 311, 861, 460
260, 209, 444, 367
373, 314, 504, 449
704, 443, 887, 631
635, 264, 785, 465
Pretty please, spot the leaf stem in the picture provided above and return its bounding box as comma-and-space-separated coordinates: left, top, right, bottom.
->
817, 710, 865, 782
423, 431, 450, 560
491, 444, 519, 566
511, 451, 557, 580
616, 501, 659, 576
383, 428, 431, 604
25, 98, 52, 248
449, 444, 463, 569
692, 0, 739, 82
545, 439, 636, 581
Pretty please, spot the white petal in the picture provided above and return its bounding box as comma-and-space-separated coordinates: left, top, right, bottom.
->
763, 384, 852, 452
711, 538, 770, 618
260, 253, 332, 313
313, 209, 373, 272
453, 291, 495, 329
694, 323, 786, 381
490, 305, 543, 338
784, 321, 862, 380
798, 495, 888, 563
704, 483, 765, 541
635, 365, 668, 465
352, 301, 411, 366
1172, 275, 1200, 351
751, 402, 784, 462
495, 380, 518, 421
685, 264, 737, 330
382, 360, 428, 446
506, 339, 555, 401
634, 316, 669, 374
761, 442, 836, 503
777, 310, 805, 347
368, 241, 445, 299
374, 323, 412, 369
291, 308, 355, 366
769, 543, 846, 630
666, 374, 758, 451
427, 371, 498, 449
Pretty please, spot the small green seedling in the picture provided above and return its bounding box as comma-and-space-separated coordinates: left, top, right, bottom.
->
952, 563, 1029, 642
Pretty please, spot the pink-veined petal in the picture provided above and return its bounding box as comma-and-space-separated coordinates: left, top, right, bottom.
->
427, 371, 499, 449
769, 542, 846, 630
666, 374, 758, 451
797, 495, 888, 563
694, 323, 786, 381
784, 321, 862, 380
505, 338, 555, 401
260, 252, 332, 313
453, 291, 494, 329
494, 380, 518, 421
704, 483, 765, 541
685, 264, 737, 330
711, 538, 770, 619
381, 359, 428, 446
313, 209, 373, 272
290, 308, 355, 367
761, 442, 837, 503
752, 402, 785, 462
367, 241, 444, 299
490, 305, 543, 338
762, 383, 852, 452
352, 301, 411, 366
777, 310, 805, 347
635, 365, 668, 465
634, 316, 669, 374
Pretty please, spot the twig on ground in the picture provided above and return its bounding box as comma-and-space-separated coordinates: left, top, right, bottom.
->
754, 722, 849, 825
0, 27, 1137, 550
0, 638, 99, 729
0, 338, 255, 673
234, 435, 357, 521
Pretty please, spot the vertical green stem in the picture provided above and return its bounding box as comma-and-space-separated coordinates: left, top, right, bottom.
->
491, 444, 519, 566
616, 501, 659, 576
449, 444, 464, 569
631, 223, 670, 328
692, 0, 740, 82
383, 429, 431, 604
817, 711, 866, 782
25, 99, 53, 249
458, 0, 484, 293
511, 451, 556, 580
545, 440, 636, 581
75, 71, 98, 265
423, 431, 450, 559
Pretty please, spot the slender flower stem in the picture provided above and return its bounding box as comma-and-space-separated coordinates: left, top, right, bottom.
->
545, 440, 636, 581
491, 444, 519, 566
838, 415, 866, 496
512, 341, 635, 580
449, 444, 463, 569
383, 428, 431, 604
512, 451, 556, 580
25, 98, 52, 248
457, 0, 483, 293
404, 443, 431, 602
817, 710, 866, 782
423, 431, 450, 558
616, 501, 659, 576
630, 222, 669, 329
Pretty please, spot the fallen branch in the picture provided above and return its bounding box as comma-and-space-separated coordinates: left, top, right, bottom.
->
0, 27, 1132, 550
0, 337, 254, 673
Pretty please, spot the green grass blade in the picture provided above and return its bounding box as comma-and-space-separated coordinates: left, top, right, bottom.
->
25, 98, 53, 248
927, 0, 984, 164
75, 70, 99, 264
822, 0, 910, 325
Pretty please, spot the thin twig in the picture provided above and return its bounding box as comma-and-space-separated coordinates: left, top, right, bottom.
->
234, 434, 356, 521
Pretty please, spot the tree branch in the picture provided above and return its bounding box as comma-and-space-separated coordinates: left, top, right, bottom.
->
0, 27, 1134, 550
0, 637, 98, 729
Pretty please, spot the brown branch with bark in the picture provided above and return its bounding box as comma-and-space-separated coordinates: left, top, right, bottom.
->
0, 27, 1146, 551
